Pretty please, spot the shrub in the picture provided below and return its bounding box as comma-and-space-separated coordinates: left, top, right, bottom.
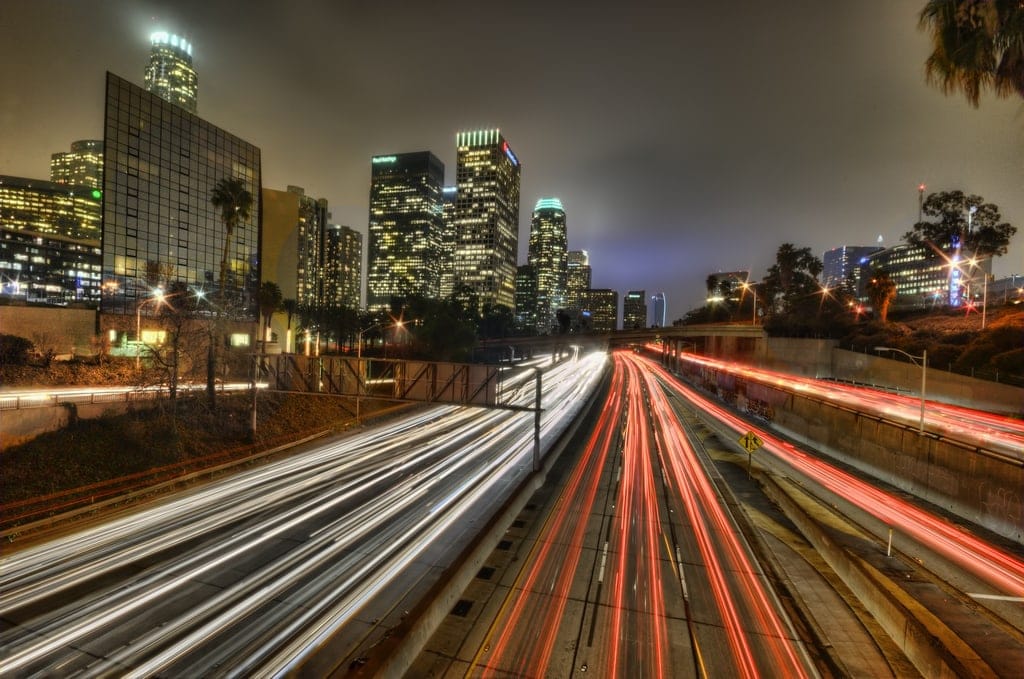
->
991, 348, 1024, 376
0, 334, 33, 365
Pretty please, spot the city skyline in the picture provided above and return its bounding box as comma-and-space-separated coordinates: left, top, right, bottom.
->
2, 0, 1022, 319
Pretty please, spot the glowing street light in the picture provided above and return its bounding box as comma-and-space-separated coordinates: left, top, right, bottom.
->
355, 319, 405, 421
135, 287, 166, 370
874, 346, 927, 434
965, 256, 990, 330
740, 281, 758, 325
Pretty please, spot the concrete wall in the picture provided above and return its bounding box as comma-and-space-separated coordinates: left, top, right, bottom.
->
831, 348, 1024, 416
0, 305, 97, 356
771, 388, 1023, 543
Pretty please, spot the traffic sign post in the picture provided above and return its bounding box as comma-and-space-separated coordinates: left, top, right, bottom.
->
738, 430, 763, 478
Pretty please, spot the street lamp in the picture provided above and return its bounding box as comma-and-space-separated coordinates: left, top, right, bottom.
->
741, 282, 757, 325
135, 287, 165, 370
874, 346, 927, 434
355, 319, 405, 421
965, 257, 990, 330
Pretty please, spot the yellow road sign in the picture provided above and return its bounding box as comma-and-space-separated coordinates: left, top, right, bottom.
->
738, 431, 763, 453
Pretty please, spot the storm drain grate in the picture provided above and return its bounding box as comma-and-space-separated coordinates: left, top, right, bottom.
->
511, 520, 525, 529
496, 540, 513, 551
451, 599, 473, 617
525, 503, 537, 511
477, 566, 496, 580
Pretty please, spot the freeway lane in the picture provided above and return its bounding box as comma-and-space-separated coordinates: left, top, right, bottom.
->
668, 349, 1024, 458
0, 353, 607, 676
458, 351, 816, 678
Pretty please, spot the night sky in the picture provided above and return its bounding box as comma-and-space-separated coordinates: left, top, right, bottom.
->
3, 0, 1022, 319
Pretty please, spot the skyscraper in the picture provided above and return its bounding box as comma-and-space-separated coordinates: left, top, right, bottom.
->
439, 185, 457, 299
367, 152, 445, 311
583, 288, 618, 333
565, 250, 591, 309
324, 224, 362, 310
623, 290, 647, 329
528, 197, 568, 333
651, 292, 667, 327
100, 72, 260, 320
50, 140, 104, 190
292, 186, 330, 310
0, 176, 102, 303
453, 129, 521, 310
515, 264, 538, 333
144, 31, 197, 114
823, 245, 882, 294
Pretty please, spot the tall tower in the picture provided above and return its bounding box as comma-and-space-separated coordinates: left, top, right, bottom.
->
292, 186, 330, 309
453, 129, 521, 310
367, 152, 445, 312
144, 31, 198, 113
439, 185, 457, 299
651, 292, 667, 327
566, 250, 591, 309
324, 224, 362, 310
623, 290, 647, 330
50, 140, 104, 190
527, 197, 568, 332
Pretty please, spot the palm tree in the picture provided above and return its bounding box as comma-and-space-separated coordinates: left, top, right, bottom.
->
257, 281, 283, 345
210, 177, 254, 301
866, 271, 898, 323
920, 0, 1024, 107
206, 177, 253, 407
282, 298, 297, 352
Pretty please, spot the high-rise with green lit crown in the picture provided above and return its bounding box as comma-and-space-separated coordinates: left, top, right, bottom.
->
528, 197, 568, 332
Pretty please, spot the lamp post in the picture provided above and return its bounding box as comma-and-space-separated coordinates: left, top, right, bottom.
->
135, 287, 165, 370
874, 346, 927, 434
355, 320, 404, 421
965, 257, 989, 330
741, 282, 758, 325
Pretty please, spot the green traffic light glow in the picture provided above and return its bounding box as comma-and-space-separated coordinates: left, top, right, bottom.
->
91, 189, 102, 199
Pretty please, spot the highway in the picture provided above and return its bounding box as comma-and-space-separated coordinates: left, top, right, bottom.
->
416, 349, 1023, 677
0, 352, 607, 676
459, 351, 816, 677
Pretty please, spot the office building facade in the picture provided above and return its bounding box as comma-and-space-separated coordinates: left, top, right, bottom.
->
439, 185, 457, 299
1, 229, 101, 305
861, 242, 989, 311
528, 197, 568, 333
51, 140, 104, 190
514, 263, 538, 333
823, 245, 882, 294
144, 32, 198, 113
100, 71, 261, 318
453, 129, 521, 310
367, 152, 445, 311
651, 291, 667, 327
292, 186, 330, 309
623, 289, 647, 329
583, 288, 618, 333
0, 175, 102, 241
324, 224, 362, 310
565, 249, 591, 309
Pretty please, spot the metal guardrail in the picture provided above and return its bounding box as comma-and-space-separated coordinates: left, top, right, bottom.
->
0, 384, 233, 411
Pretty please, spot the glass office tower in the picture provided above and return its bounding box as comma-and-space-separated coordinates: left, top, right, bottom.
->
527, 197, 568, 332
144, 32, 198, 113
453, 129, 521, 310
101, 72, 261, 318
367, 152, 445, 311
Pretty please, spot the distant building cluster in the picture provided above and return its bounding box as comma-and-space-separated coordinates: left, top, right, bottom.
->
6, 26, 1016, 353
